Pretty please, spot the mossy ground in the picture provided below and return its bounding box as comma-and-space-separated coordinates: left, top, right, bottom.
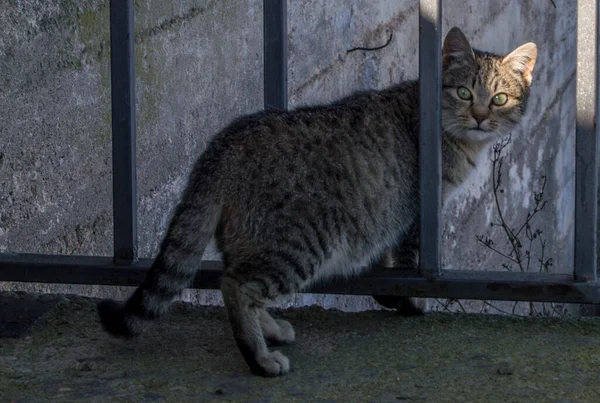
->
1, 292, 600, 402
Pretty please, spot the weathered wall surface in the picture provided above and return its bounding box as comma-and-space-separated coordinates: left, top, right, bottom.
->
0, 0, 264, 257
0, 1, 577, 312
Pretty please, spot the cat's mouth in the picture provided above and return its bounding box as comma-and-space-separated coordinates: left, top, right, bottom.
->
468, 126, 489, 132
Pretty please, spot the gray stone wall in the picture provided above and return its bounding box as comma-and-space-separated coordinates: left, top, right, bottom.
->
0, 0, 577, 312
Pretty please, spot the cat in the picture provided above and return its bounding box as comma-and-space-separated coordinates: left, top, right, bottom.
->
98, 27, 537, 377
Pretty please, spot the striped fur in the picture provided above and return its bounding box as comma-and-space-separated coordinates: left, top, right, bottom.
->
98, 28, 537, 376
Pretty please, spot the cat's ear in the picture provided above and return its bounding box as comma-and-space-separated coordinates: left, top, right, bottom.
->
503, 43, 537, 86
442, 27, 475, 68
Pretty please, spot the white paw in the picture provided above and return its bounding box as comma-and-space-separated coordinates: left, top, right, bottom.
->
256, 350, 290, 376
275, 319, 295, 344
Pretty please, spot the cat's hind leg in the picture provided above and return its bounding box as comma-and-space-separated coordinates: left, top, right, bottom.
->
373, 224, 426, 316
221, 272, 291, 377
259, 309, 295, 346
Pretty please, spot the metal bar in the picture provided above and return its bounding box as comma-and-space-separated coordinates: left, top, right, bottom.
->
574, 0, 599, 281
313, 270, 600, 303
418, 0, 442, 277
263, 0, 288, 110
0, 254, 221, 289
2, 254, 600, 304
110, 0, 138, 264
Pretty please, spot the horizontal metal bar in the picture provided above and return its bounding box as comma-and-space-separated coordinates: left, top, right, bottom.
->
418, 0, 442, 278
1, 254, 599, 304
110, 0, 138, 264
0, 254, 221, 288
263, 0, 288, 110
328, 270, 599, 304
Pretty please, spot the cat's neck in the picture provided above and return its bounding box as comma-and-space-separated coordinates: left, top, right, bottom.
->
443, 132, 492, 160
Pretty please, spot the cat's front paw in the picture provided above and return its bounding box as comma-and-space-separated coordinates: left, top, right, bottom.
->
272, 319, 295, 344
254, 350, 290, 377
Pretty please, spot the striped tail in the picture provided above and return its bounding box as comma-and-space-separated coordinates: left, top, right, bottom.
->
98, 199, 221, 338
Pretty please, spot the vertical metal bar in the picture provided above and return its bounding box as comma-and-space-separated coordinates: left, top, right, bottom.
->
575, 0, 599, 281
110, 0, 138, 264
418, 0, 442, 277
263, 0, 288, 110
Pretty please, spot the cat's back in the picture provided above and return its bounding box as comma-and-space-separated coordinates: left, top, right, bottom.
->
205, 80, 420, 173
188, 81, 421, 221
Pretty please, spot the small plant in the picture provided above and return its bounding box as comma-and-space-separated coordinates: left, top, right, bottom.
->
435, 135, 568, 317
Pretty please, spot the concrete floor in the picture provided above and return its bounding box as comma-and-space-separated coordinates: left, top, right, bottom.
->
1, 291, 600, 402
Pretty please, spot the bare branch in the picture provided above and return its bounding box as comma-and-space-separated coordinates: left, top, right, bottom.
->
482, 301, 514, 315
476, 236, 520, 264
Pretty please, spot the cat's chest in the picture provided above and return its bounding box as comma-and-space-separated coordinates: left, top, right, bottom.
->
442, 146, 488, 203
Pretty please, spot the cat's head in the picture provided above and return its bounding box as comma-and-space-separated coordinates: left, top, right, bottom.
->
441, 27, 537, 143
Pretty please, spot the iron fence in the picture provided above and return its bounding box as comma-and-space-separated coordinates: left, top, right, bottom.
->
1, 0, 599, 305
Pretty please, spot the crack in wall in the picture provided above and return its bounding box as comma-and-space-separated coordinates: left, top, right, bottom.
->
291, 5, 416, 102
134, 3, 214, 44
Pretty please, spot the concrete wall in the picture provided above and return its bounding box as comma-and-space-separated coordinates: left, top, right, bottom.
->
0, 1, 577, 312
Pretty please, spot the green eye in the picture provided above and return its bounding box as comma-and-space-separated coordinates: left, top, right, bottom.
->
492, 93, 508, 106
457, 87, 473, 100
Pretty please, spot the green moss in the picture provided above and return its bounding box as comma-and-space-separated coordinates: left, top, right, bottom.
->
3, 302, 600, 402
135, 43, 165, 130
78, 8, 110, 56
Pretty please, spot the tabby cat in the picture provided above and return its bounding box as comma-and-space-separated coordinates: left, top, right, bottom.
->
98, 27, 537, 376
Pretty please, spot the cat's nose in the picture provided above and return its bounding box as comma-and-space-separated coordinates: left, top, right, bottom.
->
474, 115, 486, 124
471, 106, 490, 125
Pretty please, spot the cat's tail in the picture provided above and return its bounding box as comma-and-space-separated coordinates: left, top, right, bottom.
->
97, 194, 221, 338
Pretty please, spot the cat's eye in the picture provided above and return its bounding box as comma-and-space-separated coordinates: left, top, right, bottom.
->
456, 87, 473, 100
492, 93, 508, 106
